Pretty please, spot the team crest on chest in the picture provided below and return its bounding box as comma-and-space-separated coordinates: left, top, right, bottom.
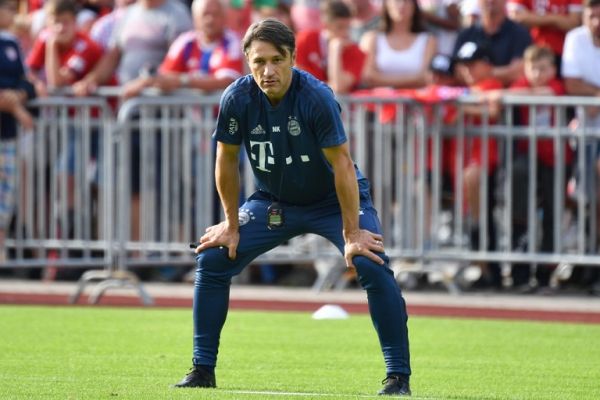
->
288, 116, 301, 136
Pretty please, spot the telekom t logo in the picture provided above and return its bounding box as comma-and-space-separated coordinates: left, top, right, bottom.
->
249, 140, 311, 172
249, 141, 275, 172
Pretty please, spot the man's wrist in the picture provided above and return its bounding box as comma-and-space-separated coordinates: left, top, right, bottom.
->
343, 228, 360, 241
225, 219, 239, 231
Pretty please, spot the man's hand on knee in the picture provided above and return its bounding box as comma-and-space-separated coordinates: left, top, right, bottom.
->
195, 221, 239, 260
343, 229, 385, 269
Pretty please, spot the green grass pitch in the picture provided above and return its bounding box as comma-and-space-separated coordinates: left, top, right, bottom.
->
1, 305, 599, 399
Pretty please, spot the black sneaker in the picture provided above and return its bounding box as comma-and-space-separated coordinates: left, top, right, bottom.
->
378, 375, 411, 396
173, 366, 216, 388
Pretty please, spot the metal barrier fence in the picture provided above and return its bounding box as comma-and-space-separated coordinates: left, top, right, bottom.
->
1, 91, 599, 301
4, 96, 114, 269
341, 94, 600, 292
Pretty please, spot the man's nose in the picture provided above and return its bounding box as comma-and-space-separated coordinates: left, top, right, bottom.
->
263, 63, 274, 76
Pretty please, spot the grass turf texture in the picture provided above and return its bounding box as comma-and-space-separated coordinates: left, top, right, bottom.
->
1, 306, 599, 399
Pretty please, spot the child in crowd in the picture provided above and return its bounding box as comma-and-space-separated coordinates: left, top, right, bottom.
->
26, 0, 103, 93
490, 45, 573, 289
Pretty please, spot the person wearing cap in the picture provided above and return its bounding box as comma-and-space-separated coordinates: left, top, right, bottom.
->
428, 53, 456, 86
422, 52, 462, 247
452, 0, 532, 86
454, 40, 504, 288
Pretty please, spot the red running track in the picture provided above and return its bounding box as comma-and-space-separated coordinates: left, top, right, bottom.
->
1, 292, 600, 324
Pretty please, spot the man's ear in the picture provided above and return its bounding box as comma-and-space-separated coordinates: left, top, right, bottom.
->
290, 50, 296, 67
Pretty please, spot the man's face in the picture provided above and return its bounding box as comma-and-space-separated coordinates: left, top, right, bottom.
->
524, 58, 556, 87
0, 1, 17, 30
325, 17, 351, 40
584, 5, 600, 42
479, 0, 506, 16
194, 0, 225, 41
246, 40, 295, 105
48, 12, 77, 45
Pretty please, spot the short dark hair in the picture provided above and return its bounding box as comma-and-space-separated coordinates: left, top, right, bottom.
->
584, 0, 600, 7
45, 0, 78, 17
242, 18, 295, 57
0, 0, 17, 8
321, 0, 352, 23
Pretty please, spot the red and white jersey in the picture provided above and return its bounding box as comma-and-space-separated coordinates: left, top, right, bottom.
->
27, 0, 44, 12
507, 0, 582, 55
26, 30, 103, 83
511, 76, 574, 166
295, 29, 365, 88
159, 30, 243, 80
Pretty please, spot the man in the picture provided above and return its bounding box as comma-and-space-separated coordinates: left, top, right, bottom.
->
90, 0, 137, 51
562, 0, 600, 291
452, 0, 532, 86
295, 0, 366, 94
122, 0, 244, 98
562, 0, 600, 106
507, 0, 582, 72
174, 18, 412, 396
27, 0, 103, 92
73, 0, 192, 92
73, 0, 192, 252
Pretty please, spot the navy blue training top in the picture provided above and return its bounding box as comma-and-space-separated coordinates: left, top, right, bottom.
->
214, 68, 370, 206
0, 31, 34, 140
452, 19, 532, 67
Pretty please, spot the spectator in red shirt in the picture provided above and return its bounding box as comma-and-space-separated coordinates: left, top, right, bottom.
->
27, 0, 44, 12
122, 0, 243, 98
295, 0, 366, 94
26, 0, 104, 245
507, 0, 582, 72
26, 0, 103, 94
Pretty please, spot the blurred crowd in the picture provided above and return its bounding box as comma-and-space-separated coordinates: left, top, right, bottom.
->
1, 0, 600, 293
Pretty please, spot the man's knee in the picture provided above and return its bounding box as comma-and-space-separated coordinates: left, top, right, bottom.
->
353, 255, 394, 287
195, 247, 238, 284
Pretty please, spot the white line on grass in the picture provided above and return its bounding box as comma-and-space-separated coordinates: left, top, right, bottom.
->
221, 389, 440, 399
